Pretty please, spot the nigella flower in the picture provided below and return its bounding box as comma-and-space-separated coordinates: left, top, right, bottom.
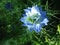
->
20, 5, 49, 33
5, 2, 12, 10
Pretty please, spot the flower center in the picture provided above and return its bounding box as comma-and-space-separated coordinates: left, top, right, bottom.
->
26, 14, 40, 24
26, 16, 35, 24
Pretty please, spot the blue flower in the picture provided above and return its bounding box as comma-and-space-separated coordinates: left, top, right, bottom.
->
5, 2, 12, 10
20, 5, 49, 33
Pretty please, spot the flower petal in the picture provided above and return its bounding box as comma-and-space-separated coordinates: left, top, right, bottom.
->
41, 18, 49, 25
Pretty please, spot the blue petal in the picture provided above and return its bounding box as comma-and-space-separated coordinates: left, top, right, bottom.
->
28, 7, 31, 11
39, 7, 42, 11
34, 24, 42, 32
33, 5, 42, 12
32, 5, 40, 13
27, 24, 34, 31
41, 18, 49, 25
41, 11, 47, 18
20, 17, 26, 22
24, 8, 31, 13
40, 11, 47, 22
23, 14, 26, 16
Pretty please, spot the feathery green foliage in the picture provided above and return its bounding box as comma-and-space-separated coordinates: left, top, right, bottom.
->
0, 0, 60, 45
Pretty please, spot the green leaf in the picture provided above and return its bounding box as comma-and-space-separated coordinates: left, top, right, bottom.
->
45, 0, 48, 11
57, 25, 60, 34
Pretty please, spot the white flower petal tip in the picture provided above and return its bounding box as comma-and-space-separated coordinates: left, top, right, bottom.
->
41, 18, 49, 25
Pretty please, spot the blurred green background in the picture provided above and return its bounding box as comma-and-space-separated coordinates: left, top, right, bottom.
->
0, 0, 60, 45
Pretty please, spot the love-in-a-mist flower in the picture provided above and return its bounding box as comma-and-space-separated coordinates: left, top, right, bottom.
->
5, 2, 12, 10
20, 5, 49, 33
